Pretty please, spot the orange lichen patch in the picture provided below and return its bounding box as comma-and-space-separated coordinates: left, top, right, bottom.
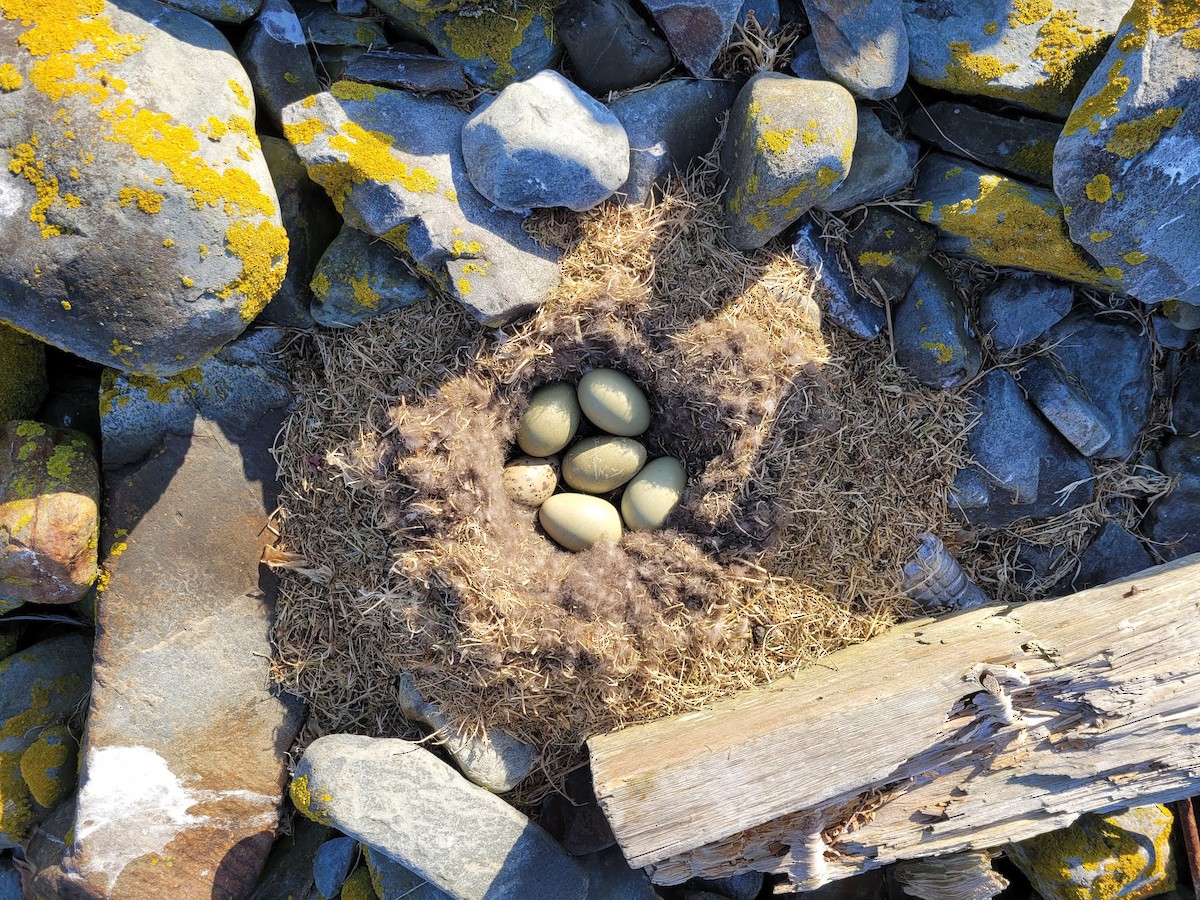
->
216, 220, 289, 321
1064, 59, 1130, 136
283, 117, 325, 146
1009, 0, 1053, 27
1085, 173, 1112, 202
117, 185, 163, 214
0, 63, 22, 90
1119, 0, 1200, 51
330, 79, 378, 102
1106, 107, 1182, 158
309, 121, 438, 209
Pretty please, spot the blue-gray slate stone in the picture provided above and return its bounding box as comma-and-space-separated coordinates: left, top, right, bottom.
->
0, 856, 20, 900
816, 108, 916, 211
893, 261, 981, 388
952, 370, 1093, 528
1155, 315, 1193, 350
247, 816, 331, 900
791, 219, 883, 339
557, 0, 674, 94
577, 846, 661, 899
462, 70, 630, 213
740, 0, 780, 30
1072, 521, 1152, 590
343, 50, 470, 93
789, 35, 827, 79
1054, 4, 1200, 307
164, 0, 262, 22
310, 225, 432, 329
641, 0, 743, 76
538, 765, 615, 856
908, 101, 1060, 187
976, 273, 1073, 351
313, 836, 357, 900
608, 79, 739, 205
688, 870, 766, 900
1018, 356, 1113, 458
1175, 360, 1200, 435
844, 206, 936, 299
801, 0, 908, 99
365, 845, 453, 899
1144, 434, 1200, 560
239, 0, 321, 131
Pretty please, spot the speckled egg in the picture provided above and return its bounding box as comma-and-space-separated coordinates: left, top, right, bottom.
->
562, 436, 646, 494
539, 493, 623, 551
621, 456, 686, 531
577, 369, 650, 436
503, 455, 559, 507
517, 383, 581, 457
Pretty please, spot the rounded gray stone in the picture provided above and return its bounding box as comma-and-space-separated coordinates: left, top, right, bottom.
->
816, 108, 915, 211
462, 71, 631, 212
893, 261, 981, 389
801, 0, 908, 99
977, 273, 1073, 351
310, 225, 432, 329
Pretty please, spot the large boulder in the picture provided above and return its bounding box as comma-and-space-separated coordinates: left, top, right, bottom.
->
282, 82, 560, 325
801, 0, 908, 99
0, 0, 288, 375
903, 0, 1133, 117
1054, 0, 1200, 310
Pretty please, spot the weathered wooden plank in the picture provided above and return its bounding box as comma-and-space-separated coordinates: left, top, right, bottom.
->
589, 555, 1200, 889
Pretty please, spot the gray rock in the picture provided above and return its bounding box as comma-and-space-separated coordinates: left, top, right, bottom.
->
1072, 522, 1151, 590
20, 797, 75, 886
1175, 361, 1200, 435
914, 155, 1118, 290
721, 73, 857, 250
908, 101, 1061, 187
239, 0, 321, 132
844, 207, 936, 299
259, 136, 340, 329
801, 0, 907, 99
816, 109, 915, 211
903, 0, 1132, 117
791, 219, 884, 339
1144, 434, 1200, 560
0, 856, 21, 900
1166, 299, 1200, 330
893, 261, 981, 389
398, 673, 537, 793
463, 71, 630, 213
641, 0, 743, 76
0, 0, 288, 376
1042, 311, 1153, 459
366, 0, 559, 89
1155, 315, 1194, 350
302, 5, 386, 46
338, 0, 370, 13
789, 35, 828, 79
951, 370, 1093, 527
557, 0, 674, 95
163, 0, 263, 21
1018, 357, 1113, 458
740, 0, 780, 30
578, 846, 660, 899
38, 369, 103, 445
310, 225, 432, 329
343, 50, 470, 93
688, 870, 765, 900
608, 79, 739, 205
976, 274, 1073, 351
0, 636, 91, 850
1013, 540, 1071, 595
539, 766, 616, 856
312, 835, 357, 899
1054, 7, 1200, 308
282, 85, 560, 326
366, 845, 453, 898
37, 324, 305, 899
247, 816, 331, 900
291, 734, 588, 900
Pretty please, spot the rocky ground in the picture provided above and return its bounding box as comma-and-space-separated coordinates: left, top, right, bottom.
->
0, 0, 1198, 898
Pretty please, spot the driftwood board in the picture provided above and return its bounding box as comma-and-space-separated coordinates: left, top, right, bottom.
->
588, 554, 1200, 889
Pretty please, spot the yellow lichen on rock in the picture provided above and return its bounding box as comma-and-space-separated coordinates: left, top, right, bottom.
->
442, 3, 544, 86
1119, 0, 1200, 52
330, 79, 377, 102
1085, 173, 1112, 202
216, 220, 289, 322
343, 867, 379, 900
1064, 58, 1131, 136
18, 725, 75, 809
117, 185, 163, 214
1105, 107, 1182, 158
282, 116, 325, 146
8, 135, 79, 238
944, 41, 1020, 91
310, 121, 438, 210
0, 63, 22, 90
289, 773, 333, 825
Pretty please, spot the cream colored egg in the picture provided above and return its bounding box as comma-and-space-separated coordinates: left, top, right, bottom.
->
502, 455, 559, 507
562, 437, 646, 494
539, 493, 623, 551
621, 456, 686, 531
517, 383, 581, 457
577, 369, 650, 436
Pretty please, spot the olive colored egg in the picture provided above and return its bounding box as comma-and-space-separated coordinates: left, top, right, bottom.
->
517, 383, 581, 457
539, 493, 623, 551
621, 456, 686, 531
562, 437, 647, 494
577, 369, 651, 436
503, 455, 558, 507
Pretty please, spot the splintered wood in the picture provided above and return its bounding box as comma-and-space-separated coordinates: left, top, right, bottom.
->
588, 555, 1200, 890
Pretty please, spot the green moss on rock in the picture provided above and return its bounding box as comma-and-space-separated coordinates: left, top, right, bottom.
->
0, 324, 47, 424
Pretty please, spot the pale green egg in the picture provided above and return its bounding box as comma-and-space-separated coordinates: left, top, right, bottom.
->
620, 456, 686, 531
577, 369, 650, 436
562, 437, 646, 494
502, 455, 559, 507
539, 493, 623, 551
517, 383, 581, 457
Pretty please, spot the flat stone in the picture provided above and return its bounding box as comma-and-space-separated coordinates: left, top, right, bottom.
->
791, 219, 884, 339
239, 0, 322, 132
1175, 360, 1200, 435
641, 0, 743, 76
291, 734, 588, 900
0, 421, 98, 608
577, 845, 660, 899
1054, 1, 1200, 307
310, 225, 432, 329
1042, 311, 1153, 459
816, 108, 915, 211
35, 329, 304, 899
462, 70, 630, 213
338, 0, 370, 13
343, 50, 470, 93
908, 101, 1061, 186
1072, 522, 1152, 590
789, 35, 828, 79
312, 835, 356, 900
282, 84, 561, 326
844, 206, 936, 299
1018, 357, 1113, 457
0, 324, 46, 425
0, 635, 91, 850
398, 673, 536, 793
976, 273, 1073, 350
722, 73, 857, 250
1144, 434, 1200, 560
246, 816, 331, 900
608, 79, 739, 205
557, 0, 674, 94
0, 0, 288, 376
1166, 299, 1200, 331
163, 0, 263, 21
903, 0, 1133, 118
301, 6, 386, 47
951, 369, 1093, 527
915, 155, 1119, 290
365, 845, 453, 899
538, 765, 615, 856
893, 260, 981, 389
801, 0, 908, 99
